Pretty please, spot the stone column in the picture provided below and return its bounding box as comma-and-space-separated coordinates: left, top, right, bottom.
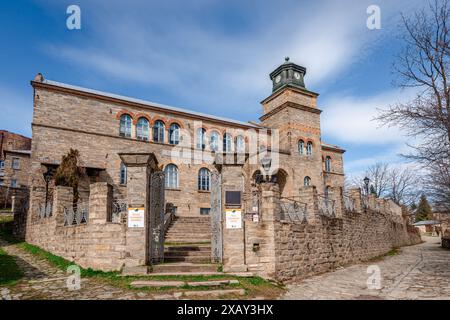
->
348, 188, 362, 212
53, 186, 74, 227
88, 182, 112, 224
221, 164, 247, 272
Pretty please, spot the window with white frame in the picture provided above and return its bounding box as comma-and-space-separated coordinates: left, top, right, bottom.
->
164, 164, 179, 189
304, 176, 311, 186
198, 168, 211, 191
169, 123, 180, 145
325, 156, 331, 172
306, 141, 313, 155
136, 118, 150, 141
153, 120, 165, 143
235, 135, 245, 153
196, 128, 206, 150
12, 158, 20, 169
223, 133, 233, 152
298, 140, 305, 155
119, 114, 132, 138
209, 131, 220, 151
120, 162, 127, 185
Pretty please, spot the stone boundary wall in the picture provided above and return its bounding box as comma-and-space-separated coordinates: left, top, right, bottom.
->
22, 183, 128, 271
273, 186, 421, 282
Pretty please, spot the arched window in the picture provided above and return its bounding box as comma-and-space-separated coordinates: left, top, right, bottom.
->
325, 156, 331, 172
198, 168, 211, 191
298, 140, 305, 155
119, 114, 132, 138
136, 118, 149, 141
164, 164, 179, 188
196, 128, 206, 150
209, 131, 220, 151
223, 133, 233, 152
120, 162, 127, 185
306, 141, 313, 155
304, 176, 311, 186
153, 120, 165, 143
169, 123, 180, 145
235, 135, 245, 153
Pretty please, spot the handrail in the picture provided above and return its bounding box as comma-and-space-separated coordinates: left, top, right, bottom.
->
163, 210, 174, 236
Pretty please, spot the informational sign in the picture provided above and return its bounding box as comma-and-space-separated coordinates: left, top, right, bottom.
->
252, 214, 259, 223
128, 207, 145, 228
225, 208, 242, 229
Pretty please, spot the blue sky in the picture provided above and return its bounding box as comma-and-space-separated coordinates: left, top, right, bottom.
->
0, 0, 427, 177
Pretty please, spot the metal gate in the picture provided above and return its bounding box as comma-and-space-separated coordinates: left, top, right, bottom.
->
148, 171, 165, 265
210, 171, 223, 263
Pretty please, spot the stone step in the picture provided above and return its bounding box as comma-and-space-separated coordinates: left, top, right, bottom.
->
151, 262, 218, 273
165, 250, 211, 256
164, 256, 211, 263
165, 235, 211, 240
131, 279, 239, 288
182, 289, 245, 297
164, 244, 211, 251
165, 239, 211, 244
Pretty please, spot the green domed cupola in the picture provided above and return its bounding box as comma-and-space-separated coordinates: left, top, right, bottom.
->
269, 57, 307, 92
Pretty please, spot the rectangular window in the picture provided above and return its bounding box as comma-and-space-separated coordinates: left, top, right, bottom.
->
12, 158, 20, 169
10, 179, 17, 188
0, 160, 4, 169
200, 208, 210, 215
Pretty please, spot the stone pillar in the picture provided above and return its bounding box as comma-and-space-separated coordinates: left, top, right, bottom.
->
53, 186, 74, 226
221, 164, 247, 272
123, 165, 149, 269
89, 182, 112, 224
348, 188, 362, 212
298, 186, 318, 223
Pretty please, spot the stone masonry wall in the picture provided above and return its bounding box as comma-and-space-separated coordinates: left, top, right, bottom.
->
24, 183, 127, 271
273, 188, 421, 283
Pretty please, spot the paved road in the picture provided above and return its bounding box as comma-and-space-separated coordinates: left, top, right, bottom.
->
282, 236, 450, 300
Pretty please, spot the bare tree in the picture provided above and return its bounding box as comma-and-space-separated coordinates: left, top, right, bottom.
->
387, 167, 419, 205
375, 0, 450, 209
350, 162, 390, 197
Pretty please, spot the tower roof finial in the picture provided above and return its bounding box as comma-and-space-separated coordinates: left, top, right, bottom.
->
284, 56, 290, 63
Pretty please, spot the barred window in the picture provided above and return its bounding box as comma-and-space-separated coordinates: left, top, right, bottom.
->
136, 118, 149, 141
198, 168, 211, 191
12, 158, 20, 169
10, 179, 17, 188
165, 164, 179, 189
325, 156, 332, 172
298, 140, 305, 155
306, 141, 313, 155
304, 176, 311, 186
120, 163, 127, 185
209, 131, 220, 151
119, 114, 132, 138
169, 123, 180, 145
223, 133, 233, 152
235, 135, 245, 153
153, 120, 165, 143
200, 208, 211, 215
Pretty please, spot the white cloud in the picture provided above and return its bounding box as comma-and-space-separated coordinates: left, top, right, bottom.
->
321, 87, 418, 145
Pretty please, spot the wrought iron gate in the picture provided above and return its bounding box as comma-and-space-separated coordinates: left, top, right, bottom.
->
148, 171, 165, 264
210, 171, 223, 263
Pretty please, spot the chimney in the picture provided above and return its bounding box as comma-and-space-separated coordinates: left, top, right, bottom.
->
34, 73, 44, 82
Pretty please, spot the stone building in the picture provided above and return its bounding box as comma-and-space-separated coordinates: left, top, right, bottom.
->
0, 130, 31, 207
17, 59, 420, 277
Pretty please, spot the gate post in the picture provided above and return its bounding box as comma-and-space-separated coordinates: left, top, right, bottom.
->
119, 153, 159, 271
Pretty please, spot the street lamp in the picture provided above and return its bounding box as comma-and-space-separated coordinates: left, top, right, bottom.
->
43, 168, 54, 213
363, 177, 370, 195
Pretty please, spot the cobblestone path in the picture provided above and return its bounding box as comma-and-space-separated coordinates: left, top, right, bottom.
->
282, 236, 450, 300
0, 239, 162, 300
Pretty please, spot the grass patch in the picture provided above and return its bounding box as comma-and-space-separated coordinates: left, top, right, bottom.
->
0, 247, 23, 286
0, 215, 13, 223
367, 247, 400, 262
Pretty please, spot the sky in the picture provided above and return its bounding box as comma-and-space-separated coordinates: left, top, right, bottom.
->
0, 0, 428, 178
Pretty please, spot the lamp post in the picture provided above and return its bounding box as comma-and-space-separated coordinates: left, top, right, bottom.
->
43, 168, 53, 212
363, 177, 370, 196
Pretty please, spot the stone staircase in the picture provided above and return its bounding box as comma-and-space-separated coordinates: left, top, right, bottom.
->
156, 216, 215, 273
